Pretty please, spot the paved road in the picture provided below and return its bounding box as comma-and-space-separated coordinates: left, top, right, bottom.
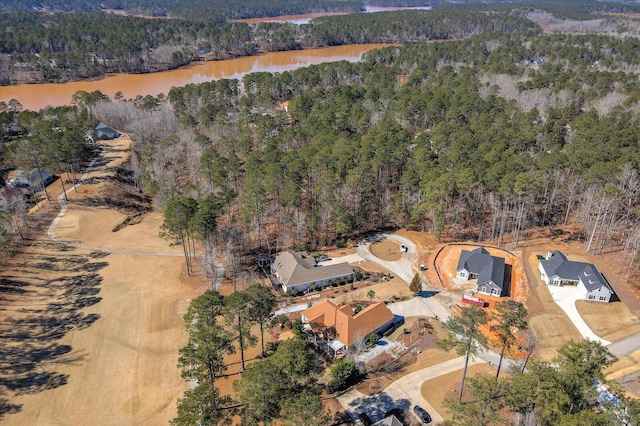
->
607, 332, 640, 357
337, 356, 483, 424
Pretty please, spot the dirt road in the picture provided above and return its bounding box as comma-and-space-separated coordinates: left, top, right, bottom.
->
1, 137, 205, 425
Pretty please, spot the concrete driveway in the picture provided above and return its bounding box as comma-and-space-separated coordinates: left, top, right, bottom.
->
337, 356, 484, 424
547, 285, 611, 345
388, 296, 451, 321
356, 234, 416, 285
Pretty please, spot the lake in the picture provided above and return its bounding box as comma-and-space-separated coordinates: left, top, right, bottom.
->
0, 44, 391, 111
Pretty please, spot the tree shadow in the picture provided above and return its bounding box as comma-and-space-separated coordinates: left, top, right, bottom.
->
0, 248, 108, 414
346, 393, 411, 422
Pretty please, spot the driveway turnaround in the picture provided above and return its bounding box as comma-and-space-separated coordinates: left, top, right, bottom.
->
356, 234, 416, 285
337, 356, 484, 423
547, 285, 610, 345
388, 297, 451, 321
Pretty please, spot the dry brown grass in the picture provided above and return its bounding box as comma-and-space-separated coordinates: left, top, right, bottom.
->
370, 240, 402, 261
421, 363, 496, 422
606, 349, 640, 382
577, 300, 640, 342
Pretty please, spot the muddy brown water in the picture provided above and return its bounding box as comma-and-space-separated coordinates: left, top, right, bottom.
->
0, 44, 391, 111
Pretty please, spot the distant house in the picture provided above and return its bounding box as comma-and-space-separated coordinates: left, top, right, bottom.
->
301, 299, 394, 355
271, 250, 353, 294
95, 123, 119, 140
538, 250, 613, 303
456, 247, 506, 297
9, 169, 54, 192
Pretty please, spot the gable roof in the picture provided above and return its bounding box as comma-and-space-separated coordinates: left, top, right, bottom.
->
457, 247, 505, 290
95, 122, 119, 138
273, 251, 352, 287
301, 299, 394, 347
540, 250, 613, 293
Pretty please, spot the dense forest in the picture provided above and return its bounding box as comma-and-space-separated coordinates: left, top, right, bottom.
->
51, 28, 635, 288
0, 0, 362, 21
2, 5, 640, 283
0, 9, 538, 84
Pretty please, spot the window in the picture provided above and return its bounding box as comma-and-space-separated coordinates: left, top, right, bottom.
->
599, 296, 607, 301
588, 295, 596, 300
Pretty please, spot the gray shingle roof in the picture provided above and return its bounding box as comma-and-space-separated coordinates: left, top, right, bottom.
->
457, 247, 505, 290
540, 250, 613, 293
273, 251, 352, 287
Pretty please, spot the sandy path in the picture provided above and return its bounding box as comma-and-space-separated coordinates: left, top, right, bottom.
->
1, 137, 204, 425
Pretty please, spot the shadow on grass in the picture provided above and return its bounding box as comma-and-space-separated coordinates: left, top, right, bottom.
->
0, 248, 108, 417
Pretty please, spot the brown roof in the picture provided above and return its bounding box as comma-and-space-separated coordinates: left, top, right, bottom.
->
301, 299, 394, 347
273, 251, 353, 288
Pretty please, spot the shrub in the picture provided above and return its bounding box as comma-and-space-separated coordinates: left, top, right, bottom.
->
329, 280, 337, 287
272, 314, 288, 326
335, 278, 343, 286
354, 306, 363, 314
368, 333, 378, 347
350, 283, 355, 290
310, 284, 318, 292
328, 360, 360, 392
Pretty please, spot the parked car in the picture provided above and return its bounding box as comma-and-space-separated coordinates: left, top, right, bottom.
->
413, 405, 432, 424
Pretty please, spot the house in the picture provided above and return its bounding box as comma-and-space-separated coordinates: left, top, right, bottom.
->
456, 247, 506, 297
538, 250, 614, 303
301, 299, 394, 355
271, 250, 354, 294
9, 169, 54, 191
95, 122, 119, 140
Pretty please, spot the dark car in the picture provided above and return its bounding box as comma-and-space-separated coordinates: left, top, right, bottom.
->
413, 405, 432, 424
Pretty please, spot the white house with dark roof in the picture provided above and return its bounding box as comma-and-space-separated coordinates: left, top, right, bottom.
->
456, 247, 506, 297
271, 250, 354, 293
538, 250, 613, 303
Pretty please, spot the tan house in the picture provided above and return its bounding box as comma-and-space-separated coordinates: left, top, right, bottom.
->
301, 299, 394, 354
272, 250, 353, 293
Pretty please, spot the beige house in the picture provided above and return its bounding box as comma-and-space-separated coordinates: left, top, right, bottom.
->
271, 250, 353, 293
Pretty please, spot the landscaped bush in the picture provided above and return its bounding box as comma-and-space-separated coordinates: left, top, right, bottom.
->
329, 280, 337, 287
335, 278, 343, 286
310, 284, 318, 292
272, 314, 288, 326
